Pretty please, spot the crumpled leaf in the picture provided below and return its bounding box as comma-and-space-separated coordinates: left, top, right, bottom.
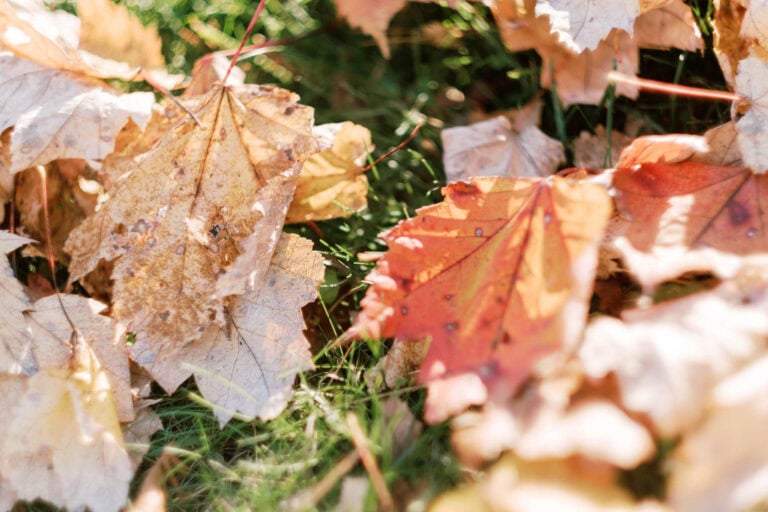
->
14, 160, 98, 262
0, 230, 34, 370
0, 340, 132, 512
580, 265, 768, 437
0, 52, 154, 173
735, 56, 768, 173
65, 83, 317, 393
668, 354, 768, 512
287, 121, 372, 223
535, 0, 639, 53
429, 455, 667, 512
181, 233, 324, 426
441, 102, 565, 182
348, 177, 611, 422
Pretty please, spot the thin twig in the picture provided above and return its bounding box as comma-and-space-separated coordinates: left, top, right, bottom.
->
607, 71, 743, 102
361, 122, 423, 173
346, 413, 394, 511
223, 0, 268, 84
142, 71, 202, 127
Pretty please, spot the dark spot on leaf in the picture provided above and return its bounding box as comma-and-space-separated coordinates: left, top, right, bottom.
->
114, 223, 127, 235
284, 105, 297, 115
728, 200, 750, 225
158, 310, 170, 321
444, 294, 453, 301
401, 306, 408, 315
132, 219, 151, 233
445, 322, 458, 331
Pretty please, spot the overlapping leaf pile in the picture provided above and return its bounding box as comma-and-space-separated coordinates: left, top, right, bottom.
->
0, 0, 374, 509
346, 1, 768, 510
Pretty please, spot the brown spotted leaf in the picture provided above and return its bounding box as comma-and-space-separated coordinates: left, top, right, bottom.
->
65, 83, 316, 392
348, 177, 611, 422
287, 121, 372, 223
610, 159, 768, 289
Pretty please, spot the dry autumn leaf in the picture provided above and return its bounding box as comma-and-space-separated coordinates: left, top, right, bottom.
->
734, 56, 768, 173
573, 125, 632, 169
0, 52, 154, 173
441, 102, 565, 182
0, 339, 132, 512
65, 83, 317, 395
580, 265, 768, 437
348, 176, 611, 422
668, 354, 768, 512
287, 121, 372, 223
535, 0, 639, 53
429, 454, 667, 512
0, 230, 34, 370
181, 233, 324, 426
610, 159, 768, 289
335, 0, 406, 59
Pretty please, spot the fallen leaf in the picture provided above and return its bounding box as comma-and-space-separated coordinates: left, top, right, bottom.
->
0, 0, 139, 80
181, 233, 324, 426
429, 455, 667, 512
489, 0, 562, 54
0, 52, 154, 173
0, 230, 34, 373
735, 56, 768, 173
77, 0, 165, 72
610, 158, 768, 289
185, 52, 245, 97
580, 265, 768, 437
739, 0, 768, 59
0, 340, 133, 512
451, 369, 653, 469
123, 402, 163, 470
128, 451, 179, 512
633, 0, 704, 52
334, 0, 406, 59
21, 294, 133, 422
348, 177, 611, 422
668, 354, 768, 512
441, 102, 565, 182
287, 121, 372, 223
540, 29, 639, 107
535, 0, 639, 53
712, 0, 748, 88
65, 83, 316, 393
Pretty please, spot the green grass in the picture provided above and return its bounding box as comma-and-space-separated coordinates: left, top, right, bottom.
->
18, 0, 731, 509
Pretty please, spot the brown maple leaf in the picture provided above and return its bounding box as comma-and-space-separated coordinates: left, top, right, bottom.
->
65, 83, 317, 393
348, 176, 611, 422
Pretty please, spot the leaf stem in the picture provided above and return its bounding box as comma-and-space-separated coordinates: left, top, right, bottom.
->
607, 71, 742, 102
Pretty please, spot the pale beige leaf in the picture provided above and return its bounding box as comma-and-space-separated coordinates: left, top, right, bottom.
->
23, 294, 133, 421
186, 52, 245, 97
0, 230, 34, 374
430, 455, 668, 512
0, 343, 132, 512
634, 0, 703, 52
334, 0, 406, 58
740, 0, 768, 57
123, 403, 162, 470
690, 121, 743, 167
186, 234, 323, 426
735, 56, 768, 173
669, 355, 768, 512
441, 106, 564, 181
0, 52, 154, 173
65, 84, 316, 393
535, 0, 639, 53
287, 121, 372, 223
127, 451, 177, 512
573, 126, 632, 169
580, 269, 768, 437
0, 131, 11, 222
0, 0, 138, 79
77, 0, 165, 71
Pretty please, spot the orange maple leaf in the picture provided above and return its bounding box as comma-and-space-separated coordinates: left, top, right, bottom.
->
349, 176, 611, 421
